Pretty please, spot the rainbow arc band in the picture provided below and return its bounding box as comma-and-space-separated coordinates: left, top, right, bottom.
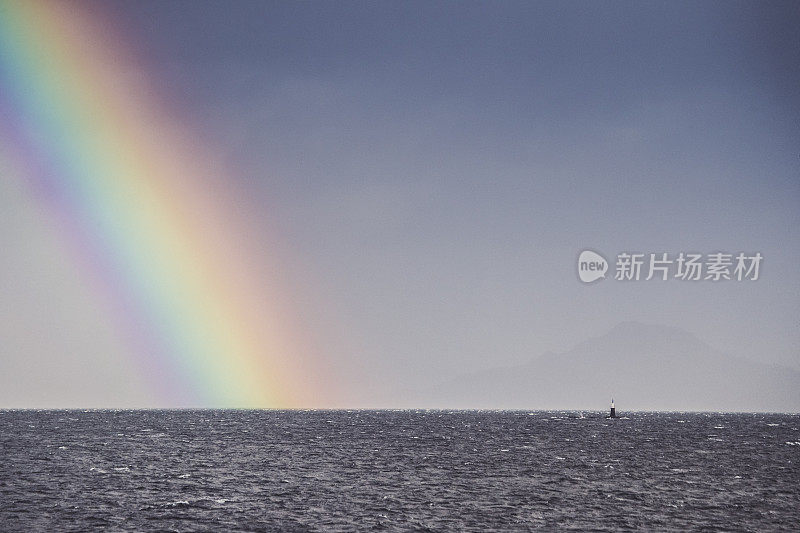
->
0, 0, 316, 407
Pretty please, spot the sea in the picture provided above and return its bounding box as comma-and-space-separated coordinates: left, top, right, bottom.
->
0, 410, 798, 531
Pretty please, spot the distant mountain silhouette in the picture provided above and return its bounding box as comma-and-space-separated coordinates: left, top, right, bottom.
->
423, 322, 800, 412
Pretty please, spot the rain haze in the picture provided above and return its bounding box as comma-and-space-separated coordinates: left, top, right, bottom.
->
1, 1, 798, 410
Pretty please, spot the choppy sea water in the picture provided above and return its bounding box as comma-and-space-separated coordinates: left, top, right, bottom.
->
0, 410, 798, 531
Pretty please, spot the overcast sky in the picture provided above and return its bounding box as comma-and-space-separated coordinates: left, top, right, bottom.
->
2, 1, 798, 407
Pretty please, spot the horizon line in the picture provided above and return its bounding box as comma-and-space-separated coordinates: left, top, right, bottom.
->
1, 407, 798, 415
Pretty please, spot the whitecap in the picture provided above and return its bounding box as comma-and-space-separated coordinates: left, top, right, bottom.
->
166, 500, 189, 507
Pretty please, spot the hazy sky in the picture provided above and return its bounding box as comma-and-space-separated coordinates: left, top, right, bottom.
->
2, 1, 798, 407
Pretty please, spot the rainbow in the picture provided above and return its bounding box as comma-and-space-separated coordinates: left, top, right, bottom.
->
0, 1, 325, 407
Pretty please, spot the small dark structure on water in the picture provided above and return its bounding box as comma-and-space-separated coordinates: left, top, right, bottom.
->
608, 398, 617, 418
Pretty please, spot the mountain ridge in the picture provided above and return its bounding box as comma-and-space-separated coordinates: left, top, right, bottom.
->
419, 321, 800, 412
